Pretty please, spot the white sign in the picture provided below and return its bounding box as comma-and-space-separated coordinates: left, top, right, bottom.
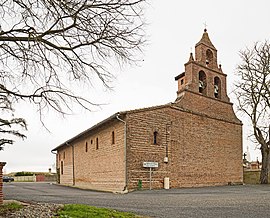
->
143, 162, 158, 168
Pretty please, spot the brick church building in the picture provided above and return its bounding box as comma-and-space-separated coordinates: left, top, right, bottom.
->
52, 29, 243, 192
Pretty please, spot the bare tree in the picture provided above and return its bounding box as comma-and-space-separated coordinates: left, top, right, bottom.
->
0, 91, 27, 150
235, 41, 270, 184
0, 0, 146, 116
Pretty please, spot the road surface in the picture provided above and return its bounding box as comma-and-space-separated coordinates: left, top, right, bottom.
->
4, 183, 270, 218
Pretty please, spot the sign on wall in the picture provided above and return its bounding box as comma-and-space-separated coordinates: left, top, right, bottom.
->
143, 162, 159, 190
143, 162, 158, 168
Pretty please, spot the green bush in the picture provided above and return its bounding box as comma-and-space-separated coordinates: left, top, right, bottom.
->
14, 172, 34, 176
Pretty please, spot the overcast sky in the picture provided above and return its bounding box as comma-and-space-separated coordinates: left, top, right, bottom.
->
1, 0, 270, 173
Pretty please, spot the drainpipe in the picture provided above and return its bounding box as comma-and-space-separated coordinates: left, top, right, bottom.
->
51, 150, 59, 183
116, 113, 128, 193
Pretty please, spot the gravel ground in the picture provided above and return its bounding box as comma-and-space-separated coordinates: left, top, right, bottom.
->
2, 202, 63, 218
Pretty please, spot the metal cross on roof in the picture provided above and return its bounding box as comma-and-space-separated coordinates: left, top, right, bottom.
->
203, 22, 207, 29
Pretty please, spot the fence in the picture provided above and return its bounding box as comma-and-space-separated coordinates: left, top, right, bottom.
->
14, 174, 57, 182
243, 169, 270, 184
14, 175, 36, 182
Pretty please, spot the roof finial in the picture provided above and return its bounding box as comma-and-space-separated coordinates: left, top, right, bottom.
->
189, 52, 194, 62
203, 22, 207, 32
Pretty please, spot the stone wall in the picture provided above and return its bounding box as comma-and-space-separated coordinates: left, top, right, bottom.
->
243, 170, 268, 184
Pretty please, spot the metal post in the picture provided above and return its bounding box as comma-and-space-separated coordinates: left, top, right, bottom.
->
116, 114, 127, 192
149, 167, 152, 190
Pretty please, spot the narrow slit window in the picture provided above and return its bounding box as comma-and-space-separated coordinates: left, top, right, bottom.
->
60, 161, 63, 175
153, 131, 158, 145
112, 131, 115, 145
96, 137, 99, 150
85, 142, 88, 152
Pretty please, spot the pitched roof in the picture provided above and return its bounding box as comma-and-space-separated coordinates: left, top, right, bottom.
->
51, 103, 172, 152
51, 112, 124, 152
195, 29, 216, 50
175, 72, 185, 81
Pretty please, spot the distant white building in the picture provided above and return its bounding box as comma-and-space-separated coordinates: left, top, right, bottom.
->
246, 146, 251, 162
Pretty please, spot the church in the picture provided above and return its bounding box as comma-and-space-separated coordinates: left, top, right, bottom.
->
52, 29, 243, 192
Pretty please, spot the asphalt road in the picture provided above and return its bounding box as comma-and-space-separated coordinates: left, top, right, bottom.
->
3, 183, 270, 218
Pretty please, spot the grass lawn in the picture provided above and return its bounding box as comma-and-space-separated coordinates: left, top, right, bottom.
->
56, 204, 145, 218
0, 202, 23, 216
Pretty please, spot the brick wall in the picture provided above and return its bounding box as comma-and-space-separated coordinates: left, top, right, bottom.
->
125, 98, 242, 190
126, 107, 171, 190
56, 94, 242, 192
0, 162, 6, 204
58, 120, 126, 192
58, 145, 74, 185
175, 90, 239, 123
169, 106, 242, 187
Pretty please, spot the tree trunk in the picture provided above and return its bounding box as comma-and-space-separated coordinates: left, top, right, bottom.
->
260, 146, 270, 184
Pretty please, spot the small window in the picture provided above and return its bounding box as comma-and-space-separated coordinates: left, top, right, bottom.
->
60, 161, 63, 175
63, 152, 65, 159
91, 139, 93, 144
180, 79, 184, 85
153, 131, 158, 145
112, 131, 115, 145
96, 137, 99, 150
58, 153, 61, 161
85, 142, 88, 152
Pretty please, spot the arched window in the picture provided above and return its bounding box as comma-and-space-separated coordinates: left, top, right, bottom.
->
214, 77, 221, 99
206, 49, 213, 66
153, 131, 158, 145
199, 71, 207, 95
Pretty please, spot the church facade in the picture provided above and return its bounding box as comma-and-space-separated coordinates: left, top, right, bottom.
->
52, 30, 243, 192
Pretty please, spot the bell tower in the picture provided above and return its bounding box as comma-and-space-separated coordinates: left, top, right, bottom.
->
195, 29, 218, 69
175, 29, 229, 103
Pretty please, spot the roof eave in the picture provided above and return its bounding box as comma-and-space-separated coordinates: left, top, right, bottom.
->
175, 72, 185, 81
51, 102, 173, 153
51, 112, 126, 152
